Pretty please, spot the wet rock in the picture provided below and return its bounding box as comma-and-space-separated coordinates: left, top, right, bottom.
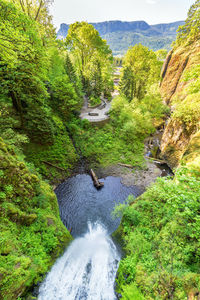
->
96, 161, 163, 191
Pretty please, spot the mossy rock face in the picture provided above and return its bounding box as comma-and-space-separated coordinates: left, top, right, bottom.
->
182, 130, 200, 174
0, 138, 72, 300
23, 115, 78, 185
160, 41, 200, 169
160, 118, 192, 169
160, 41, 200, 104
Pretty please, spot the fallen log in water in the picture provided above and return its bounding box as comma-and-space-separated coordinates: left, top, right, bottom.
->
90, 169, 104, 189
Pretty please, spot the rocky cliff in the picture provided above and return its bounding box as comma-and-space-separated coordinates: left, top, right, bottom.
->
160, 40, 200, 169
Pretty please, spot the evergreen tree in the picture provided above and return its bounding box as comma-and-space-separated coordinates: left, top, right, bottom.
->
65, 54, 77, 85
65, 53, 83, 99
119, 66, 136, 101
91, 60, 103, 98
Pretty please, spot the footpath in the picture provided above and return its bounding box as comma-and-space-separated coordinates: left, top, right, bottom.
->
80, 68, 121, 123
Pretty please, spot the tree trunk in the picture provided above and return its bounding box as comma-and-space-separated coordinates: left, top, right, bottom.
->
90, 169, 104, 189
35, 0, 43, 21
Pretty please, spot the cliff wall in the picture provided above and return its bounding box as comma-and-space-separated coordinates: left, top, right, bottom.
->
160, 41, 200, 169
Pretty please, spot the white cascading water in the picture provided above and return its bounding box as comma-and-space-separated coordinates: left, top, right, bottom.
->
38, 222, 120, 300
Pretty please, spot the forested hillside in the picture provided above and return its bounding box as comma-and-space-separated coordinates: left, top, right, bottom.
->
115, 1, 200, 299
58, 20, 184, 55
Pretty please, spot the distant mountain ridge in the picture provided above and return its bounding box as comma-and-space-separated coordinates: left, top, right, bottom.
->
57, 20, 184, 56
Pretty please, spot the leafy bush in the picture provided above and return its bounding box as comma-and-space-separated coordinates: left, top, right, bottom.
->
51, 74, 81, 118
89, 96, 101, 107
120, 283, 145, 300
116, 167, 200, 299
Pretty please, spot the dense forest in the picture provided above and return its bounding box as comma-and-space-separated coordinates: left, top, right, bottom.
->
0, 0, 200, 299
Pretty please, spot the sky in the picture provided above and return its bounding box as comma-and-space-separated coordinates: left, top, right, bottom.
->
50, 0, 195, 30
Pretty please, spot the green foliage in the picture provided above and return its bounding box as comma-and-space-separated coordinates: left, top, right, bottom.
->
137, 86, 170, 120
68, 118, 145, 168
8, 0, 55, 38
89, 96, 101, 107
25, 104, 56, 145
155, 49, 168, 61
116, 167, 200, 299
0, 0, 49, 130
176, 0, 200, 44
173, 93, 200, 132
111, 92, 167, 140
48, 46, 66, 80
24, 115, 78, 184
66, 21, 114, 98
65, 53, 83, 99
119, 44, 162, 101
0, 1, 80, 299
70, 71, 167, 168
0, 139, 72, 299
172, 65, 200, 132
51, 74, 81, 118
0, 0, 81, 180
0, 96, 29, 152
111, 95, 155, 140
120, 283, 145, 300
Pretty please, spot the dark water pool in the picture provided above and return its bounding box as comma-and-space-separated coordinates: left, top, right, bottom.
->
55, 174, 141, 237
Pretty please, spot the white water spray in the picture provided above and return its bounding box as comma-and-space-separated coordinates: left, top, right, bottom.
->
38, 222, 120, 300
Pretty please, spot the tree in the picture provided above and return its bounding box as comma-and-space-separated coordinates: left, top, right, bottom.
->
65, 53, 83, 99
10, 0, 55, 39
0, 0, 48, 128
90, 59, 103, 98
119, 66, 136, 101
66, 22, 113, 99
119, 44, 161, 101
51, 75, 81, 118
155, 49, 168, 61
10, 0, 53, 21
177, 0, 200, 43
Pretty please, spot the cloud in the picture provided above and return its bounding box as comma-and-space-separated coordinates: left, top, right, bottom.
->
146, 0, 157, 4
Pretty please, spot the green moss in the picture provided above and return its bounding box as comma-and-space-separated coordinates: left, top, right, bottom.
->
71, 120, 145, 168
182, 130, 200, 174
116, 167, 200, 299
24, 115, 78, 184
0, 138, 72, 300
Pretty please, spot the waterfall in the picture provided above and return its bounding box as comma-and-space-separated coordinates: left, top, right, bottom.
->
38, 222, 120, 300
